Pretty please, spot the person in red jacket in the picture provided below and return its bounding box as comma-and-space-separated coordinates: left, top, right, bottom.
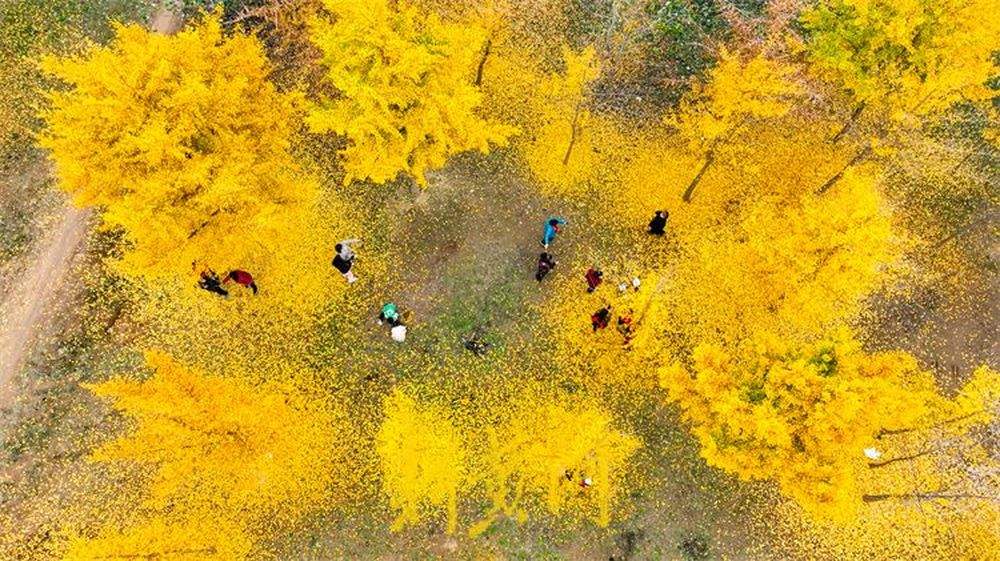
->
585, 267, 603, 293
224, 269, 258, 295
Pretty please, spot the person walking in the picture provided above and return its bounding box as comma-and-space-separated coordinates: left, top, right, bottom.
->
591, 304, 612, 332
648, 210, 668, 236
585, 267, 603, 293
464, 328, 492, 356
224, 269, 258, 295
535, 252, 557, 282
332, 238, 361, 283
197, 269, 228, 297
541, 216, 567, 248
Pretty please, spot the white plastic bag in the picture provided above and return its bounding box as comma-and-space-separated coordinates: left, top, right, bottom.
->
390, 324, 407, 343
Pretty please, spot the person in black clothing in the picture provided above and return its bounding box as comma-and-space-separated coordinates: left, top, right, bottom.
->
332, 239, 360, 283
591, 305, 612, 332
648, 210, 668, 235
197, 269, 229, 297
535, 252, 556, 282
464, 328, 492, 356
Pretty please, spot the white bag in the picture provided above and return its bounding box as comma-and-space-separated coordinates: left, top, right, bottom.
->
390, 324, 407, 342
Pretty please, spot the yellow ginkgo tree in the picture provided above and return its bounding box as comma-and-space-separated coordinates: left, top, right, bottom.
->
306, 0, 518, 186
521, 45, 602, 193
800, 0, 1000, 194
472, 389, 640, 536
659, 329, 998, 520
376, 389, 468, 534
801, 0, 1000, 129
85, 350, 343, 518
40, 14, 314, 279
668, 50, 802, 202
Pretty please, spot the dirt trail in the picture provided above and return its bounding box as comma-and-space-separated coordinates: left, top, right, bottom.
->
0, 4, 182, 406
0, 206, 88, 403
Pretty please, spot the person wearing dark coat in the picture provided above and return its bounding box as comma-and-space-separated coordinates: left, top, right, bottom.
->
535, 252, 557, 282
648, 210, 668, 235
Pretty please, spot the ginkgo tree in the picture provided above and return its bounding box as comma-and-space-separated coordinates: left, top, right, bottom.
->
472, 389, 640, 535
668, 166, 897, 345
659, 329, 998, 520
306, 0, 518, 186
668, 50, 802, 201
521, 45, 602, 193
376, 389, 468, 534
801, 0, 1000, 129
861, 365, 999, 505
800, 0, 1000, 193
85, 350, 344, 517
40, 14, 314, 279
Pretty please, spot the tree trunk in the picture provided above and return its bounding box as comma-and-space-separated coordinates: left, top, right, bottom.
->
97, 547, 218, 559
815, 145, 872, 195
187, 208, 221, 239
682, 151, 715, 203
862, 492, 993, 503
830, 102, 866, 144
475, 39, 492, 86
562, 103, 583, 166
867, 449, 933, 469
877, 410, 985, 438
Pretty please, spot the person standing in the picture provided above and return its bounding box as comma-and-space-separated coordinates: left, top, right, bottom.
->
648, 210, 668, 236
585, 267, 603, 293
390, 324, 407, 343
224, 269, 258, 295
535, 252, 557, 282
332, 238, 361, 283
617, 309, 635, 345
541, 216, 567, 248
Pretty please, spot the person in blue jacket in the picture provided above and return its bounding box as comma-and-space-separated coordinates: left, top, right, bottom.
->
541, 216, 567, 248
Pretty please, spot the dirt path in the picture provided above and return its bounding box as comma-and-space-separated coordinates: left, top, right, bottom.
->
0, 4, 182, 406
150, 3, 183, 34
0, 206, 88, 403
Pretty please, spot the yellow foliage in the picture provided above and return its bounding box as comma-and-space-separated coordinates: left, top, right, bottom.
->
521, 45, 602, 194
539, 119, 899, 392
672, 167, 897, 344
800, 0, 1000, 120
376, 389, 467, 534
953, 365, 1000, 425
473, 389, 640, 535
86, 350, 344, 518
40, 14, 313, 281
657, 329, 988, 520
669, 50, 803, 153
775, 492, 1000, 561
306, 0, 518, 186
61, 513, 252, 561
